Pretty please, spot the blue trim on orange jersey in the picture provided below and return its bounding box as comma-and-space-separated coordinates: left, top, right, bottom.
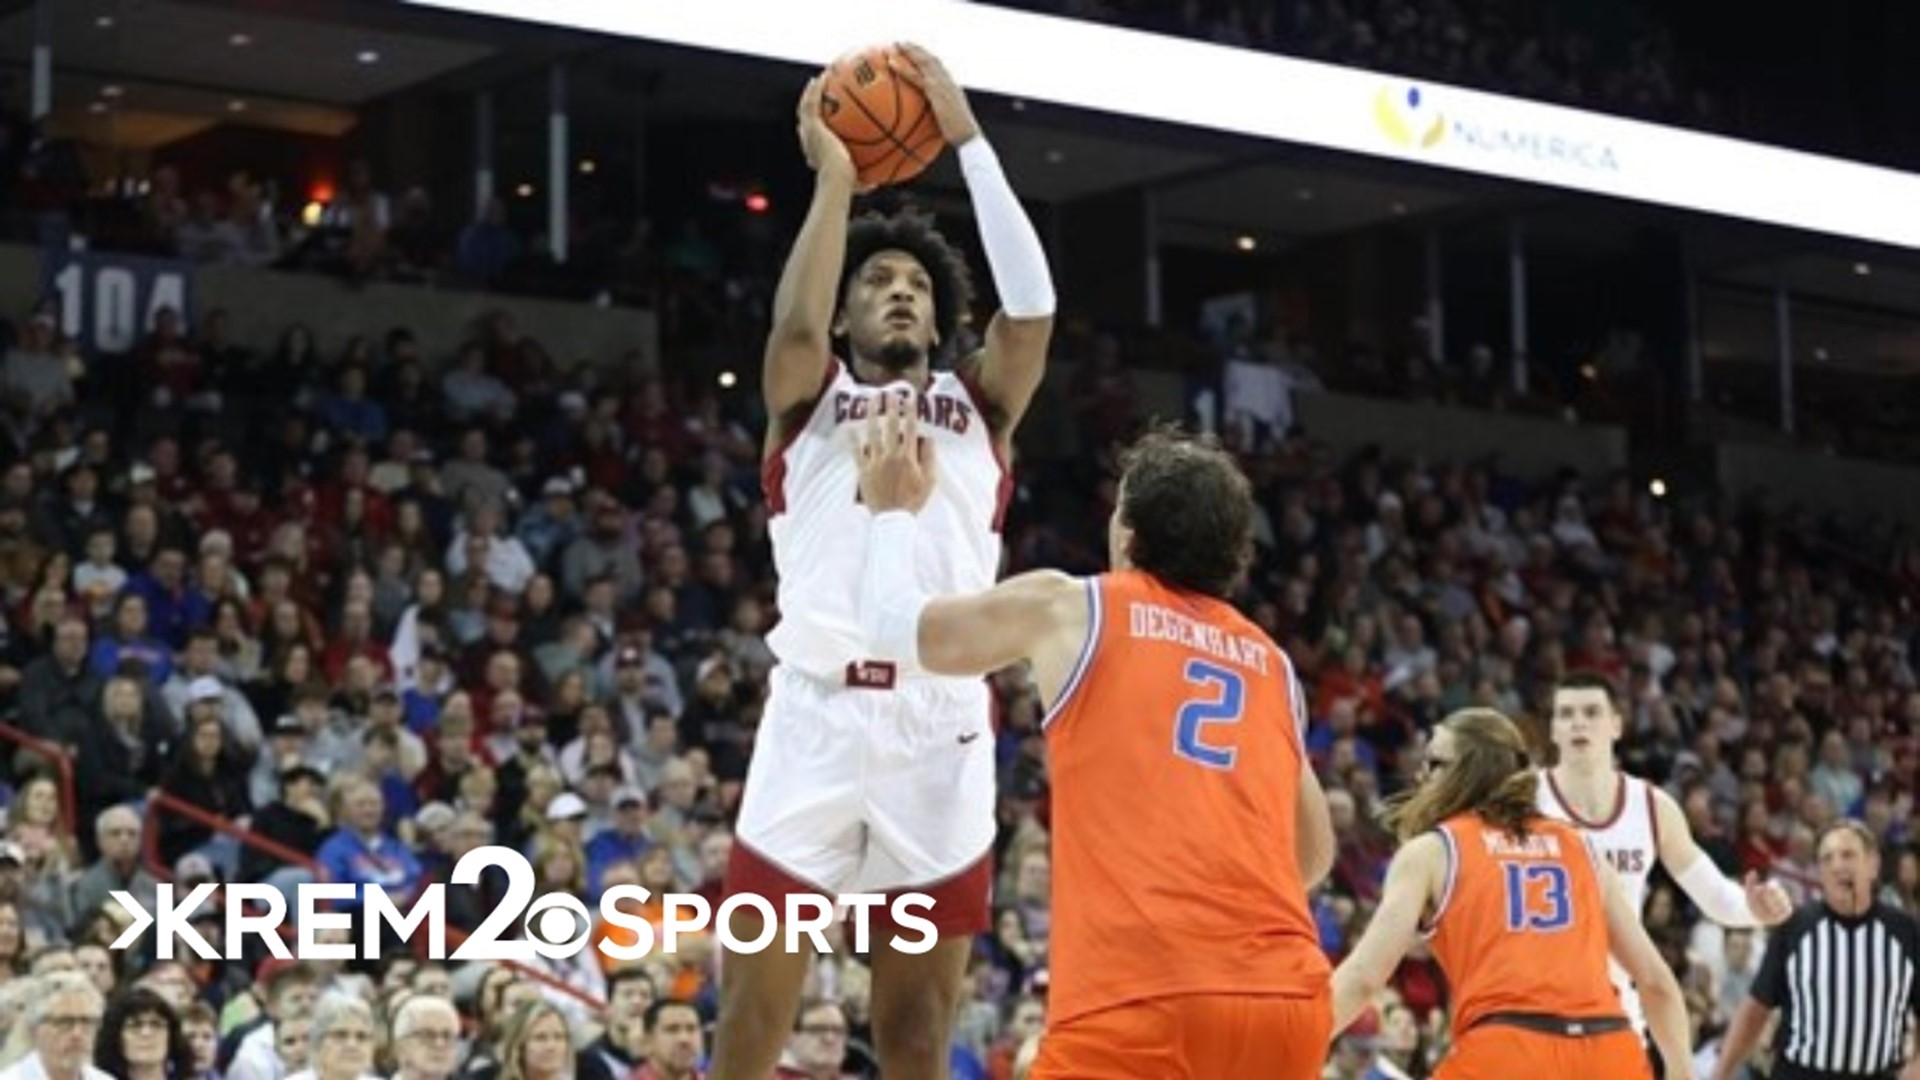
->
1040, 577, 1102, 731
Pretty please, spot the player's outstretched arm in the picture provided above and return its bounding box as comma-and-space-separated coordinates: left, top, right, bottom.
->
1652, 785, 1793, 927
1330, 833, 1443, 1038
1595, 848, 1692, 1079
765, 76, 863, 424
897, 44, 1055, 433
851, 393, 1087, 686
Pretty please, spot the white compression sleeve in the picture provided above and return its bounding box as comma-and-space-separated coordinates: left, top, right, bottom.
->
858, 511, 928, 667
1674, 855, 1759, 927
958, 138, 1056, 318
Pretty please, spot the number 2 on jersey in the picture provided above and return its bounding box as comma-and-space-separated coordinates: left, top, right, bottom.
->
1502, 862, 1573, 932
1173, 660, 1244, 770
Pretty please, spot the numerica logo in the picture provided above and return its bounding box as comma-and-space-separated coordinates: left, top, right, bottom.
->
108, 846, 938, 961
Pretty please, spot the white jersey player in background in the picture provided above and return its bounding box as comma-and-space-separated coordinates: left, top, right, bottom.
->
1537, 671, 1794, 1041
709, 45, 1055, 1080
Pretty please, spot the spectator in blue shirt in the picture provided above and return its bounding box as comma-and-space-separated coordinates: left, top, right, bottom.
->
125, 548, 211, 650
315, 776, 424, 911
316, 364, 389, 443
584, 786, 653, 901
89, 592, 174, 686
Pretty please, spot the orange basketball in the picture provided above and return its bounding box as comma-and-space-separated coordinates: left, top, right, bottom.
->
820, 45, 945, 188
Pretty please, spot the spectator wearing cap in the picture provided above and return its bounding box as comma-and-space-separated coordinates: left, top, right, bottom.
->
237, 759, 331, 895
541, 792, 590, 851
0, 970, 110, 1080
66, 806, 157, 932
163, 629, 263, 752
559, 496, 643, 606
366, 686, 427, 777
516, 476, 582, 569
675, 654, 748, 786
605, 636, 681, 733
585, 786, 652, 901
574, 762, 624, 837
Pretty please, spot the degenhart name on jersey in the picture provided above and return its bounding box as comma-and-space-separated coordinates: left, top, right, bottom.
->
1126, 602, 1274, 676
832, 386, 978, 436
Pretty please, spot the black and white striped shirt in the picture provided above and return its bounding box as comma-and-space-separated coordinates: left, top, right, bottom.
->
1751, 901, 1920, 1079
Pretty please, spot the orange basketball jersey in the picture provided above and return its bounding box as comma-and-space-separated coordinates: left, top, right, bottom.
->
1042, 570, 1330, 1026
1425, 812, 1627, 1033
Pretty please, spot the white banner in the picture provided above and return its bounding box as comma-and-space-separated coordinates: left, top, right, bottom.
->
406, 0, 1920, 249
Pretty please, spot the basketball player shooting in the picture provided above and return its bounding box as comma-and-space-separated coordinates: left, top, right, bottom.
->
1538, 673, 1793, 1041
710, 44, 1055, 1080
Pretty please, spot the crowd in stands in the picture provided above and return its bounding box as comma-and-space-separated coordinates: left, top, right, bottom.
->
997, 0, 1713, 131
0, 264, 1912, 1078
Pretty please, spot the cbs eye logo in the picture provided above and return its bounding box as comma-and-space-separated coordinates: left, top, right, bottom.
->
447, 848, 595, 961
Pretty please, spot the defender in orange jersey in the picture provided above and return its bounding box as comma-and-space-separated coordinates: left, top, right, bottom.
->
1330, 709, 1692, 1080
849, 401, 1336, 1080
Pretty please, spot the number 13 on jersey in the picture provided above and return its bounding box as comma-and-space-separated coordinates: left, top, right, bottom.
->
1503, 862, 1573, 932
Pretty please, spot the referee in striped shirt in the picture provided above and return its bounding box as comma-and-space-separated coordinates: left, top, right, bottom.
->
1711, 820, 1920, 1080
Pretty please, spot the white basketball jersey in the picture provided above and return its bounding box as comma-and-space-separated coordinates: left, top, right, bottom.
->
762, 361, 1009, 682
1536, 769, 1661, 1030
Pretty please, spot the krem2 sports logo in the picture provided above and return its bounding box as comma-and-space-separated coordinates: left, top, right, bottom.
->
109, 846, 937, 961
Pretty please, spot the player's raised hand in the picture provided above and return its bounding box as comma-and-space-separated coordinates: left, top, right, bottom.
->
1743, 872, 1794, 925
856, 389, 936, 514
894, 43, 981, 146
796, 76, 862, 189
